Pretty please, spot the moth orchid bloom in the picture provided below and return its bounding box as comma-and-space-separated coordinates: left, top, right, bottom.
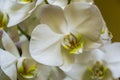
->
0, 31, 51, 80
63, 43, 120, 80
30, 3, 104, 68
0, 0, 42, 28
45, 0, 93, 9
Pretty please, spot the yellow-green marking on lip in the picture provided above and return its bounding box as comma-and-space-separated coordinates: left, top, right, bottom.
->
62, 32, 84, 54
0, 12, 8, 30
19, 0, 34, 4
17, 58, 37, 79
87, 61, 108, 80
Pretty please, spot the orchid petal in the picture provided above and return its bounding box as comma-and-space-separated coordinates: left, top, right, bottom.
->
47, 0, 68, 9
30, 24, 63, 66
75, 49, 104, 64
64, 77, 73, 80
36, 64, 51, 80
64, 3, 103, 42
60, 48, 74, 72
49, 67, 66, 80
83, 38, 102, 51
39, 4, 67, 34
65, 63, 87, 80
8, 0, 36, 27
20, 36, 31, 57
102, 42, 120, 63
71, 0, 93, 4
19, 3, 42, 35
36, 0, 43, 6
2, 30, 19, 57
0, 0, 36, 27
0, 68, 11, 80
107, 62, 120, 79
0, 49, 17, 80
100, 25, 112, 44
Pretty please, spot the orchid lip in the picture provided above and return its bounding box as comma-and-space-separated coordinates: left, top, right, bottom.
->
17, 58, 37, 79
87, 61, 108, 80
62, 31, 84, 54
0, 12, 8, 30
17, 0, 34, 4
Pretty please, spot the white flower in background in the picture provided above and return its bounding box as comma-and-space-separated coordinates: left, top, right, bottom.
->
0, 0, 43, 28
30, 3, 104, 68
63, 43, 120, 80
45, 0, 93, 8
0, 31, 51, 80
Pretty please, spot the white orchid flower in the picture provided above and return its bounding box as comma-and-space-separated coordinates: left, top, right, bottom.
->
63, 43, 120, 80
0, 31, 52, 80
30, 3, 104, 68
0, 0, 43, 28
45, 0, 93, 9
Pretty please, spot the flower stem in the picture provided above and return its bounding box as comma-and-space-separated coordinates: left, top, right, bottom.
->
17, 25, 30, 40
44, 0, 49, 4
68, 0, 71, 4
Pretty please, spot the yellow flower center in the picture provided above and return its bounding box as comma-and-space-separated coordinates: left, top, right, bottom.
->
62, 32, 84, 54
17, 58, 37, 79
0, 11, 8, 30
17, 0, 34, 4
88, 61, 107, 80
20, 0, 33, 3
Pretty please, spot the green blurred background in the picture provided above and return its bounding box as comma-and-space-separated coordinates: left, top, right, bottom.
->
94, 0, 120, 42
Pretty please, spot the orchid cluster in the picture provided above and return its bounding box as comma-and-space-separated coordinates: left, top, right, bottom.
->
0, 0, 120, 80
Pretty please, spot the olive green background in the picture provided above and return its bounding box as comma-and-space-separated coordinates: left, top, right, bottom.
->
94, 0, 120, 42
